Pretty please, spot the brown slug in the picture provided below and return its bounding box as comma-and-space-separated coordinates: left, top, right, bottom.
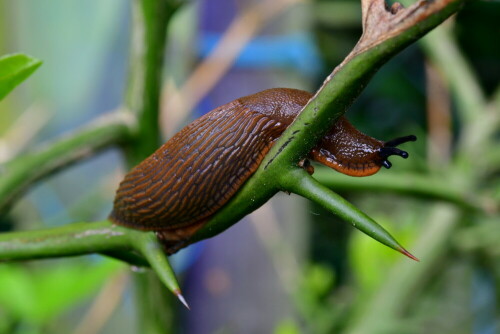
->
109, 88, 415, 253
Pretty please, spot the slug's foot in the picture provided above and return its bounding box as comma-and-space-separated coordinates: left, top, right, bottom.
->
380, 135, 417, 169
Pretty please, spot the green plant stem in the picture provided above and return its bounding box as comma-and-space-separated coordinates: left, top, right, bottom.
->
0, 221, 130, 260
0, 220, 183, 299
125, 0, 183, 331
125, 0, 180, 163
282, 168, 414, 258
418, 24, 486, 124
480, 87, 500, 171
0, 111, 133, 213
313, 168, 480, 211
418, 27, 493, 172
102, 250, 150, 267
405, 2, 497, 170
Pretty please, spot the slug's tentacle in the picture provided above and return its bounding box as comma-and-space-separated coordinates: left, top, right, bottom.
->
384, 135, 417, 148
379, 135, 417, 169
380, 147, 408, 159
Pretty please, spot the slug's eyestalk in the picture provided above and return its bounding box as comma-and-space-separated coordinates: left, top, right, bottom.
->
384, 135, 418, 148
380, 135, 417, 169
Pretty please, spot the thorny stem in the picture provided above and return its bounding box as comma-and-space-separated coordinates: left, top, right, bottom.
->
0, 220, 185, 307
124, 0, 187, 329
0, 221, 129, 260
125, 0, 181, 163
282, 168, 419, 261
0, 111, 134, 213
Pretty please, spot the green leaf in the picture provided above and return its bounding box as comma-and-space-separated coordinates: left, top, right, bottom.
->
0, 259, 124, 323
0, 53, 42, 101
31, 259, 124, 322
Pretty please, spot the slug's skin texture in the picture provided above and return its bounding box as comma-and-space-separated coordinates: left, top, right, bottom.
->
110, 88, 415, 253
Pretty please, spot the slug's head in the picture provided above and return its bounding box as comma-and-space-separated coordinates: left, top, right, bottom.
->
310, 117, 417, 177
379, 135, 417, 169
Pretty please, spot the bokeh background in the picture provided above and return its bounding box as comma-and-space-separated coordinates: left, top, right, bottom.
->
0, 0, 499, 333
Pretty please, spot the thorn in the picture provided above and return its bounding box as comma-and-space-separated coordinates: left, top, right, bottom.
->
398, 247, 420, 262
174, 290, 190, 310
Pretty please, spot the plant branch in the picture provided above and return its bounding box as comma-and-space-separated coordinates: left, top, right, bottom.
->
404, 2, 486, 125
313, 168, 481, 211
125, 0, 181, 162
0, 219, 184, 303
407, 9, 497, 169
0, 111, 134, 213
0, 221, 129, 260
125, 0, 187, 326
282, 168, 417, 259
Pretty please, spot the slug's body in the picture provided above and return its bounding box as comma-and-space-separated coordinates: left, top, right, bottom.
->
110, 88, 415, 253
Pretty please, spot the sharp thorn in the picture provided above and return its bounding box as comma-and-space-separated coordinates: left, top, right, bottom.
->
175, 290, 191, 310
398, 247, 420, 262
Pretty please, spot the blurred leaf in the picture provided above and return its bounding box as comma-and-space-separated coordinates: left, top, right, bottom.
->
0, 258, 124, 324
0, 53, 42, 101
0, 265, 38, 318
348, 215, 415, 294
302, 264, 335, 299
292, 264, 340, 334
274, 318, 301, 334
454, 217, 500, 257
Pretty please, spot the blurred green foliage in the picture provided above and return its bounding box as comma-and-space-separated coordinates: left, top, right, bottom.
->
0, 259, 124, 333
0, 0, 498, 333
0, 53, 41, 101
